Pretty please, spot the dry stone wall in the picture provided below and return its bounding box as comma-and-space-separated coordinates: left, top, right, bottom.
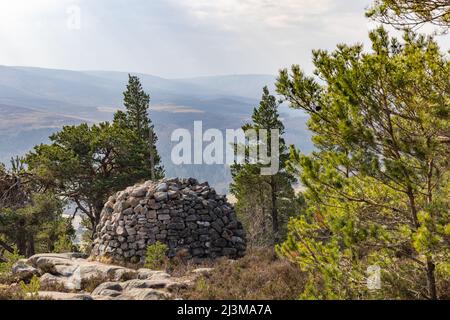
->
91, 178, 246, 263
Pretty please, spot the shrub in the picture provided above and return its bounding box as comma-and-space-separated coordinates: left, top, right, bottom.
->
0, 281, 53, 300
81, 274, 110, 293
0, 248, 23, 274
0, 285, 25, 300
39, 279, 68, 293
165, 251, 214, 278
181, 248, 306, 300
145, 242, 169, 270
53, 234, 75, 253
20, 275, 40, 299
0, 248, 23, 285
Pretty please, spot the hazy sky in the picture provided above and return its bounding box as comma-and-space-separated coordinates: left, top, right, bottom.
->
0, 0, 447, 78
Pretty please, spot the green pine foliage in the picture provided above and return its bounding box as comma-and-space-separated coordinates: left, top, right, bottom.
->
25, 119, 157, 233
0, 247, 23, 284
145, 241, 169, 270
0, 193, 72, 257
231, 87, 299, 246
276, 28, 450, 300
53, 234, 75, 253
0, 247, 22, 275
367, 0, 450, 29
20, 275, 40, 299
123, 75, 164, 180
24, 76, 164, 234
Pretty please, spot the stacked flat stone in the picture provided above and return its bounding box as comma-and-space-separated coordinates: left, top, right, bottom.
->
91, 178, 246, 264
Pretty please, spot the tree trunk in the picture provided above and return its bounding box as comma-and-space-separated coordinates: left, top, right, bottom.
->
26, 234, 35, 257
424, 160, 438, 299
90, 205, 104, 240
270, 176, 279, 243
426, 257, 438, 300
406, 188, 419, 229
0, 238, 14, 254
257, 186, 268, 246
48, 241, 55, 253
406, 187, 438, 299
17, 234, 27, 256
149, 129, 156, 180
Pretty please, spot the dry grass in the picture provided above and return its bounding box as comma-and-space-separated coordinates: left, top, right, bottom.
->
90, 255, 141, 270
180, 248, 306, 300
81, 274, 112, 293
0, 273, 19, 286
164, 250, 216, 277
0, 285, 24, 300
0, 284, 53, 300
39, 280, 70, 293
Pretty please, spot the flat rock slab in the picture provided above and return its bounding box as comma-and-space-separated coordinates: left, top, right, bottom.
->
14, 252, 211, 300
38, 291, 93, 300
23, 253, 137, 290
91, 279, 173, 300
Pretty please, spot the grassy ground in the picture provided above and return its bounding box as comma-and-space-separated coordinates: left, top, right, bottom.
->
178, 248, 306, 300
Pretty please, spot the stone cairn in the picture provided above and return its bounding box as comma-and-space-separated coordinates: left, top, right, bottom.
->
91, 178, 246, 264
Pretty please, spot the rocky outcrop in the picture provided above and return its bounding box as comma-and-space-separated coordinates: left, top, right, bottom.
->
17, 253, 138, 290
14, 253, 212, 300
91, 279, 178, 300
91, 178, 246, 264
11, 259, 40, 281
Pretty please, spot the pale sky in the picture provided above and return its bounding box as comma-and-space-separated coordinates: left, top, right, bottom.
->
0, 0, 447, 78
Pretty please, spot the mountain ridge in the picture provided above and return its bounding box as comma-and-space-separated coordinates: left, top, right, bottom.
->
0, 65, 310, 192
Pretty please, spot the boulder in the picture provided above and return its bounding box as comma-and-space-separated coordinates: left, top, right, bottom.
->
121, 278, 173, 290
123, 288, 170, 300
137, 269, 171, 280
91, 281, 123, 296
91, 279, 173, 300
39, 273, 70, 289
12, 260, 40, 281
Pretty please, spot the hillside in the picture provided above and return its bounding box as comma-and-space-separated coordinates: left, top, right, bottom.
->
0, 66, 312, 192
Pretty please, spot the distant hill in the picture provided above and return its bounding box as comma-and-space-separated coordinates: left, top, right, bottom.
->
0, 66, 312, 192
173, 74, 278, 100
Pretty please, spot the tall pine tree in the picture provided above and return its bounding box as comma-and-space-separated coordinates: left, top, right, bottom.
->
231, 86, 298, 246
123, 75, 164, 180
276, 29, 450, 299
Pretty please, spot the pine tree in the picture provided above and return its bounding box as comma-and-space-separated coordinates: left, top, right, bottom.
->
123, 75, 164, 180
231, 87, 297, 246
25, 120, 156, 233
276, 28, 450, 299
367, 0, 450, 30
0, 191, 73, 257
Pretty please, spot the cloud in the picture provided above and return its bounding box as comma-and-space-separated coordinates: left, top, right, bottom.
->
0, 0, 78, 66
3, 0, 447, 78
0, 0, 375, 77
170, 0, 336, 30
161, 0, 374, 76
